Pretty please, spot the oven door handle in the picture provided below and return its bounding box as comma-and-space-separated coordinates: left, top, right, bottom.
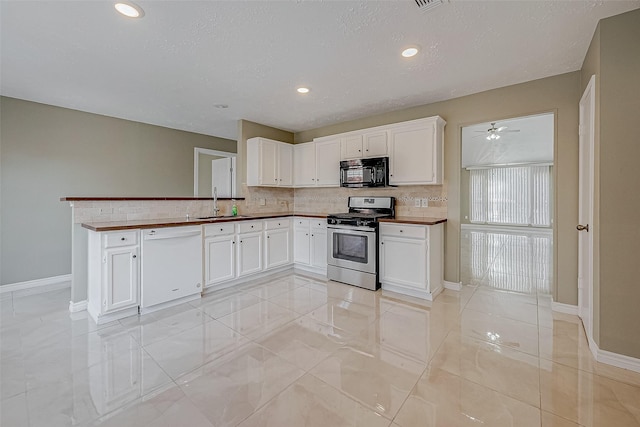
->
327, 224, 376, 234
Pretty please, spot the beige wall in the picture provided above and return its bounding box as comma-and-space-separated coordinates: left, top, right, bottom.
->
596, 9, 640, 358
296, 72, 580, 305
0, 97, 236, 286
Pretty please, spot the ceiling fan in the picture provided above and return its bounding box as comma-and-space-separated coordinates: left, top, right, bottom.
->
474, 122, 520, 140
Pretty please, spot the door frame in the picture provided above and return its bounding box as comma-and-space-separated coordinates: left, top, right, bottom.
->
193, 147, 237, 197
578, 74, 596, 355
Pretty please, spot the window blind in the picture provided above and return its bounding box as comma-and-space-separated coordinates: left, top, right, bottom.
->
470, 166, 551, 226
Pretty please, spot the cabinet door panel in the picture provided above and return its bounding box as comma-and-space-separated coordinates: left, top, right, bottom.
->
310, 229, 327, 269
238, 233, 263, 277
341, 135, 363, 160
294, 143, 316, 186
315, 140, 341, 187
205, 236, 235, 285
265, 229, 291, 269
261, 139, 278, 185
389, 125, 435, 185
364, 131, 388, 157
294, 227, 311, 265
105, 247, 138, 312
278, 143, 293, 186
380, 237, 427, 290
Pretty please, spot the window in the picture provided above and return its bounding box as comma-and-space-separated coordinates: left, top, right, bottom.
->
469, 165, 551, 226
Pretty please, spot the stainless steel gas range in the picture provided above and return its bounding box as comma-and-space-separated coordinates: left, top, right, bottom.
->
326, 196, 395, 290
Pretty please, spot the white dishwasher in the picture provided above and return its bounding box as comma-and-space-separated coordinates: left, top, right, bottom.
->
141, 226, 202, 310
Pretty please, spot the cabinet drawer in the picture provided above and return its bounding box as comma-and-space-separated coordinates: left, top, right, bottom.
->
265, 218, 290, 230
204, 223, 235, 237
104, 230, 138, 248
294, 218, 310, 228
380, 223, 426, 239
238, 221, 263, 234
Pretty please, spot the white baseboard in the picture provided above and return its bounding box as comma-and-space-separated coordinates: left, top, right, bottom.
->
551, 301, 579, 315
69, 300, 88, 313
444, 281, 462, 291
591, 341, 640, 374
1, 274, 71, 294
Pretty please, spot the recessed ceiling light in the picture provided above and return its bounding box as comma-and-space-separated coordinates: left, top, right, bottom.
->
297, 87, 310, 94
114, 2, 144, 18
401, 46, 419, 58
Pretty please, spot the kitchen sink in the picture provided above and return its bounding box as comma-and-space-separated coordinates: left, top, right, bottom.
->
196, 215, 250, 220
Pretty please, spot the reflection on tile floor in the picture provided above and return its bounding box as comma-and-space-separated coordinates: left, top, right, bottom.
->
461, 225, 553, 294
2, 272, 640, 426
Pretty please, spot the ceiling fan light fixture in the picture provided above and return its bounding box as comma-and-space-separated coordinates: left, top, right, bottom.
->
115, 1, 144, 18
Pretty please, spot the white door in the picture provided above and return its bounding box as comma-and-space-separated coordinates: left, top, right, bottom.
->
380, 236, 426, 290
204, 235, 236, 286
212, 157, 233, 198
293, 143, 316, 187
578, 75, 596, 347
389, 124, 435, 185
104, 246, 139, 313
315, 139, 341, 187
278, 143, 293, 186
293, 227, 311, 265
264, 229, 291, 269
364, 131, 388, 157
260, 139, 278, 186
310, 229, 327, 269
237, 233, 263, 277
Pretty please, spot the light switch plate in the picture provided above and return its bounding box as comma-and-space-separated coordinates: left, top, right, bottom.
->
414, 199, 421, 208
421, 198, 429, 208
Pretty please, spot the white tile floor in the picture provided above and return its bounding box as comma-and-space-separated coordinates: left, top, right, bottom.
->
2, 271, 640, 426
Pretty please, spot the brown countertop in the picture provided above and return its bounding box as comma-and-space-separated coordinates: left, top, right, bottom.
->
82, 212, 327, 232
62, 197, 243, 201
379, 216, 447, 226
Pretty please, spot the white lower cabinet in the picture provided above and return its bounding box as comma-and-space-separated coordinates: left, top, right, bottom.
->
379, 222, 444, 300
293, 217, 327, 274
264, 219, 292, 270
88, 230, 140, 324
204, 223, 236, 286
237, 221, 263, 277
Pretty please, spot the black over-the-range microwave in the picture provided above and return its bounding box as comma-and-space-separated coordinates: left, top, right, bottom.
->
340, 157, 389, 188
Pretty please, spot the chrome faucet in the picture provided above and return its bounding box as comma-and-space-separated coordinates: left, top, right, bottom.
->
212, 187, 220, 217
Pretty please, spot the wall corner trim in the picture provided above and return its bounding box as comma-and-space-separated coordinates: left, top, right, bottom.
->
443, 281, 463, 291
69, 300, 88, 313
0, 274, 71, 294
551, 301, 579, 315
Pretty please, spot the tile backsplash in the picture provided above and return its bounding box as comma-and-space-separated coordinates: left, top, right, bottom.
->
71, 184, 446, 224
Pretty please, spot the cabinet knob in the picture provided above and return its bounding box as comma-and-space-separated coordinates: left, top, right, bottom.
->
232, 241, 236, 244
120, 237, 126, 241
267, 236, 270, 239
358, 149, 361, 152
366, 149, 369, 152
390, 174, 393, 177
400, 229, 403, 233
240, 240, 243, 243
311, 234, 314, 237
381, 242, 384, 245
305, 233, 308, 236
132, 255, 137, 258
251, 225, 254, 228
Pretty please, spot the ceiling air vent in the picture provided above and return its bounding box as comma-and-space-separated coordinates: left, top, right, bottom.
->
414, 0, 446, 12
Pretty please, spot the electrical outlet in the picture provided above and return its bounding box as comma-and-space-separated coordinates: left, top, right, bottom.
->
421, 198, 429, 208
414, 198, 421, 208
259, 198, 266, 206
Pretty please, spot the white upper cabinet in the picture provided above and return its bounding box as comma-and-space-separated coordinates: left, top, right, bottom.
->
246, 137, 294, 187
341, 131, 388, 160
341, 135, 364, 160
293, 142, 316, 187
315, 138, 341, 187
388, 116, 445, 185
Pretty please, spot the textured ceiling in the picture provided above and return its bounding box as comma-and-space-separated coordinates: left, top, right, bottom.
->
1, 1, 638, 140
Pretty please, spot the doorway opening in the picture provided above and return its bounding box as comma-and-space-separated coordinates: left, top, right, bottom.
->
193, 148, 237, 198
